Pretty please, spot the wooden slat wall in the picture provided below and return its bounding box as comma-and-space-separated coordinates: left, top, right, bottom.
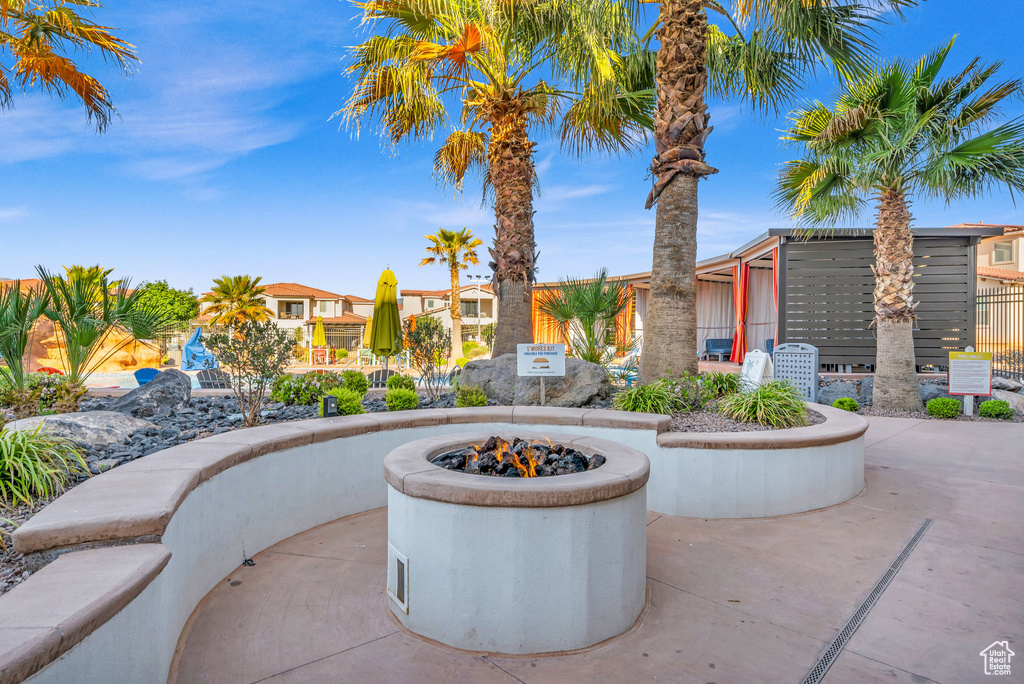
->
780, 237, 974, 367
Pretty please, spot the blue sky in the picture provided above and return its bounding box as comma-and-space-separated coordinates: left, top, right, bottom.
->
2, 0, 1022, 297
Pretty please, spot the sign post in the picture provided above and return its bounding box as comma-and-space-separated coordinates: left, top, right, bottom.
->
948, 346, 991, 416
517, 343, 566, 406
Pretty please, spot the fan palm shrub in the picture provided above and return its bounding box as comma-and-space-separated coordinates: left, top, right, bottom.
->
0, 0, 138, 130
341, 0, 655, 356
537, 268, 631, 366
199, 275, 273, 327
420, 228, 484, 363
637, 0, 917, 383
775, 40, 1024, 410
0, 281, 49, 417
36, 266, 172, 392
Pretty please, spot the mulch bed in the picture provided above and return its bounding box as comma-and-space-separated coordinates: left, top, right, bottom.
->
669, 407, 826, 433
859, 407, 1024, 423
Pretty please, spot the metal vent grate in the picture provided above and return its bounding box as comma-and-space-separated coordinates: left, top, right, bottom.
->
801, 518, 933, 684
387, 543, 409, 614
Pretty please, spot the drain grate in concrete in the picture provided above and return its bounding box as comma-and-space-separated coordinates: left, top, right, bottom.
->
800, 517, 934, 684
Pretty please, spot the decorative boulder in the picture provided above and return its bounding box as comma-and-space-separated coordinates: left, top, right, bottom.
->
460, 354, 611, 407
920, 382, 962, 405
9, 412, 156, 450
857, 376, 874, 406
106, 369, 192, 418
992, 376, 1023, 392
817, 380, 858, 406
991, 389, 1024, 415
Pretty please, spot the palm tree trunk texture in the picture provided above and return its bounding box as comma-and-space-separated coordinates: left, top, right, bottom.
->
450, 266, 463, 364
640, 0, 713, 382
872, 190, 923, 411
488, 112, 536, 357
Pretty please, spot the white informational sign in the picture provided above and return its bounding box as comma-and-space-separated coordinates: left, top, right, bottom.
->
739, 349, 774, 391
517, 343, 566, 377
948, 351, 992, 396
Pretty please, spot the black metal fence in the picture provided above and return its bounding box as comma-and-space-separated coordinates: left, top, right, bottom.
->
976, 287, 1024, 380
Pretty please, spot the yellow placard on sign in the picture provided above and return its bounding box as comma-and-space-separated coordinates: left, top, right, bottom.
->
948, 351, 992, 396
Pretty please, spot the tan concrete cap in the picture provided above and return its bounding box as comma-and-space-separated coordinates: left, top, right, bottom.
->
656, 402, 868, 450
13, 468, 199, 555
383, 431, 649, 508
0, 544, 170, 684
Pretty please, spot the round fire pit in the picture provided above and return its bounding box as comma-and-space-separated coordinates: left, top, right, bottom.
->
383, 431, 649, 655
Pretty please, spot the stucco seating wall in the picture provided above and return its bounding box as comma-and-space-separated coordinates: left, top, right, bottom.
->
0, 404, 867, 684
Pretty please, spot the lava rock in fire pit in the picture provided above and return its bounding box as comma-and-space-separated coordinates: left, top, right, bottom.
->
430, 437, 605, 477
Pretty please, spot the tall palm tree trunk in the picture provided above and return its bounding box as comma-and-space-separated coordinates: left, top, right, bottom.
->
640, 0, 716, 383
450, 265, 463, 364
872, 190, 923, 411
488, 112, 536, 357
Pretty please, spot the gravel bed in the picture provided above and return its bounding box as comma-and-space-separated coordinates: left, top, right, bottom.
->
859, 407, 1024, 423
669, 407, 826, 432
0, 502, 49, 596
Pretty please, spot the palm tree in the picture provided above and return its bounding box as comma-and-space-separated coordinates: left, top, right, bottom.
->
420, 227, 484, 363
538, 268, 631, 366
774, 40, 1024, 410
1, 0, 138, 130
0, 280, 49, 408
638, 0, 916, 383
36, 266, 172, 387
199, 275, 273, 327
340, 0, 654, 357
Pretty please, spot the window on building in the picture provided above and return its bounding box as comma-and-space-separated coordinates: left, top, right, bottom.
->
319, 301, 329, 313
461, 300, 479, 317
426, 299, 436, 309
977, 301, 989, 326
281, 302, 304, 319
993, 241, 1013, 263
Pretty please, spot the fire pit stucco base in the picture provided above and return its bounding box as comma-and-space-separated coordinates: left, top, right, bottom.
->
383, 432, 649, 655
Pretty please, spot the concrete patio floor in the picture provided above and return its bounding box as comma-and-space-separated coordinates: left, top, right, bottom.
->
171, 417, 1023, 683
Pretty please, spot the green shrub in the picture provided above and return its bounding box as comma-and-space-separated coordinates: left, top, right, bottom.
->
663, 372, 708, 412
612, 381, 678, 415
270, 373, 342, 406
30, 372, 87, 414
0, 424, 89, 507
832, 397, 860, 412
701, 371, 741, 399
717, 381, 808, 428
456, 357, 468, 367
926, 397, 962, 419
462, 341, 478, 356
456, 385, 487, 408
386, 374, 416, 392
337, 348, 348, 358
385, 388, 420, 411
342, 370, 369, 397
319, 388, 365, 416
467, 346, 487, 359
207, 321, 296, 427
979, 399, 1014, 420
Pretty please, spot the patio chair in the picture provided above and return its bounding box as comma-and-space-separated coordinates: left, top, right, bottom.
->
366, 369, 395, 389
607, 348, 640, 386
358, 349, 374, 366
133, 368, 160, 386
197, 368, 231, 390
703, 338, 733, 362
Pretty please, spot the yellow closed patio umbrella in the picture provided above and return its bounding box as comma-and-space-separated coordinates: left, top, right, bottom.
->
370, 269, 401, 373
312, 316, 327, 347
362, 316, 373, 347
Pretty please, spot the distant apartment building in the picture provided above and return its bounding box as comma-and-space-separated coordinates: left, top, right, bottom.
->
401, 284, 496, 343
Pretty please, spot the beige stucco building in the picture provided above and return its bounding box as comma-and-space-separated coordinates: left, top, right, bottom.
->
400, 284, 497, 343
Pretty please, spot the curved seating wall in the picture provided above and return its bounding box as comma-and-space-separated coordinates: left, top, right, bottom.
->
1, 405, 866, 684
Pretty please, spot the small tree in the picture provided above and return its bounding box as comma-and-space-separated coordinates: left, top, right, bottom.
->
134, 281, 199, 325
0, 281, 50, 417
420, 228, 483, 364
403, 316, 451, 401
538, 268, 631, 366
206, 321, 293, 427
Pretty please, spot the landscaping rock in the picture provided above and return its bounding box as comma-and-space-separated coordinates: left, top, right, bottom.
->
817, 380, 858, 406
105, 369, 192, 418
460, 354, 612, 407
992, 376, 1023, 392
920, 383, 962, 405
991, 389, 1024, 414
857, 376, 873, 406
9, 411, 156, 450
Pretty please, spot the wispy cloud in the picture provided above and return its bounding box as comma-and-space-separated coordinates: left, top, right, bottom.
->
540, 184, 613, 202
0, 206, 30, 222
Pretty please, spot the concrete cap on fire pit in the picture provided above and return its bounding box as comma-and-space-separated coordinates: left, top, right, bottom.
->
383, 431, 649, 508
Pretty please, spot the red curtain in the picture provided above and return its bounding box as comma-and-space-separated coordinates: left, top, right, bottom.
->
772, 247, 779, 345
730, 262, 750, 363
